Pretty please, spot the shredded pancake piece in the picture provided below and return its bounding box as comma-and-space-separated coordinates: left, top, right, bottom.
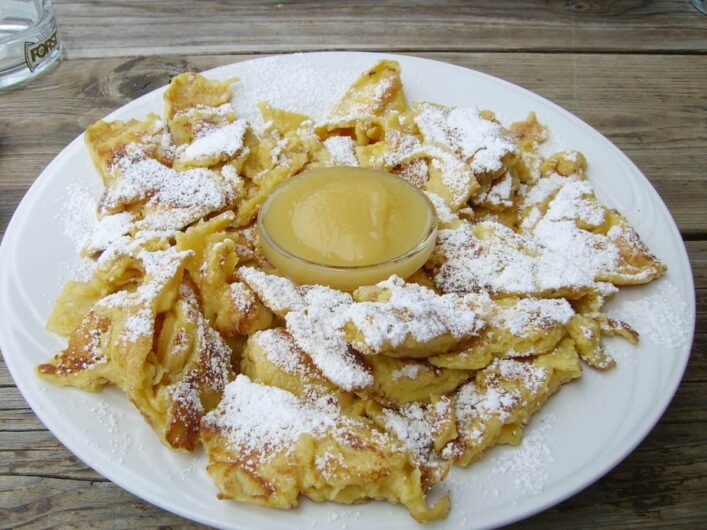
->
430, 221, 597, 298
200, 375, 449, 522
335, 275, 484, 357
443, 342, 581, 466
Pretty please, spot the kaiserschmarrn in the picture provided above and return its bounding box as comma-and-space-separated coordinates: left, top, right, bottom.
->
37, 60, 666, 522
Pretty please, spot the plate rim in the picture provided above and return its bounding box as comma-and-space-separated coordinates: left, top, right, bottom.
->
0, 50, 696, 530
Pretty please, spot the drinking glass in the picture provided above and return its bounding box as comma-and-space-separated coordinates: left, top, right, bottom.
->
0, 0, 62, 90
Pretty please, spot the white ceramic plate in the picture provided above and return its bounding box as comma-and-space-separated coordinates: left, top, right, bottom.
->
0, 52, 695, 530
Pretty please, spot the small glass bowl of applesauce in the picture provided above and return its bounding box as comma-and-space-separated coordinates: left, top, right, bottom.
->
257, 167, 438, 291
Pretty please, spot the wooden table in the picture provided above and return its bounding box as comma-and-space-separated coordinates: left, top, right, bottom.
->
1, 1, 705, 528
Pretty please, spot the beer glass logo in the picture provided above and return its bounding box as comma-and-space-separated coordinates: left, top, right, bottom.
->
24, 29, 59, 72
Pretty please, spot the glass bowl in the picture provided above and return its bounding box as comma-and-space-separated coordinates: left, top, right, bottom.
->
257, 168, 439, 291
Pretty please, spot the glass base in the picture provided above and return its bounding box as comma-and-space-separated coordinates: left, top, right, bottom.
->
0, 44, 60, 90
692, 0, 707, 14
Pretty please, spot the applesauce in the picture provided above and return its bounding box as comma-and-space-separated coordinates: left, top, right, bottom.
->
257, 167, 437, 290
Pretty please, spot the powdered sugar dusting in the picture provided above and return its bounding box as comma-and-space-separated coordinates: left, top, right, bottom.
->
59, 183, 99, 249
203, 375, 384, 465
286, 287, 372, 391
493, 298, 574, 336
377, 129, 472, 208
525, 177, 625, 281
230, 282, 255, 314
83, 212, 135, 254
426, 146, 474, 208
491, 412, 557, 494
432, 222, 595, 296
238, 266, 305, 314
101, 155, 234, 232
520, 172, 567, 209
414, 102, 517, 174
324, 136, 359, 166
494, 359, 548, 394
425, 191, 457, 226
253, 328, 309, 376
443, 361, 551, 462
398, 157, 429, 189
334, 275, 483, 353
533, 218, 620, 280
473, 172, 514, 208
608, 278, 692, 348
166, 294, 234, 433
175, 119, 248, 166
97, 247, 191, 343
543, 179, 605, 227
454, 359, 548, 429
454, 385, 517, 446
381, 401, 447, 474
122, 308, 154, 343
383, 403, 433, 458
57, 182, 99, 280
230, 54, 376, 128
381, 131, 423, 167
203, 375, 341, 462
237, 268, 371, 390
392, 363, 423, 380
316, 451, 347, 481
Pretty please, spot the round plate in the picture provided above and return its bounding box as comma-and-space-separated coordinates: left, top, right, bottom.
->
0, 52, 695, 530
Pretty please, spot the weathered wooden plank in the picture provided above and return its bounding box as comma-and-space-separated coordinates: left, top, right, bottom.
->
0, 358, 16, 386
0, 408, 44, 432
1, 475, 190, 529
1, 53, 705, 237
52, 0, 707, 58
0, 384, 46, 431
0, 429, 102, 481
0, 385, 37, 411
0, 189, 26, 242
692, 241, 707, 290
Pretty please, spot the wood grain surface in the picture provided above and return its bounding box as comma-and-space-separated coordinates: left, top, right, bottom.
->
52, 0, 707, 57
1, 2, 706, 528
